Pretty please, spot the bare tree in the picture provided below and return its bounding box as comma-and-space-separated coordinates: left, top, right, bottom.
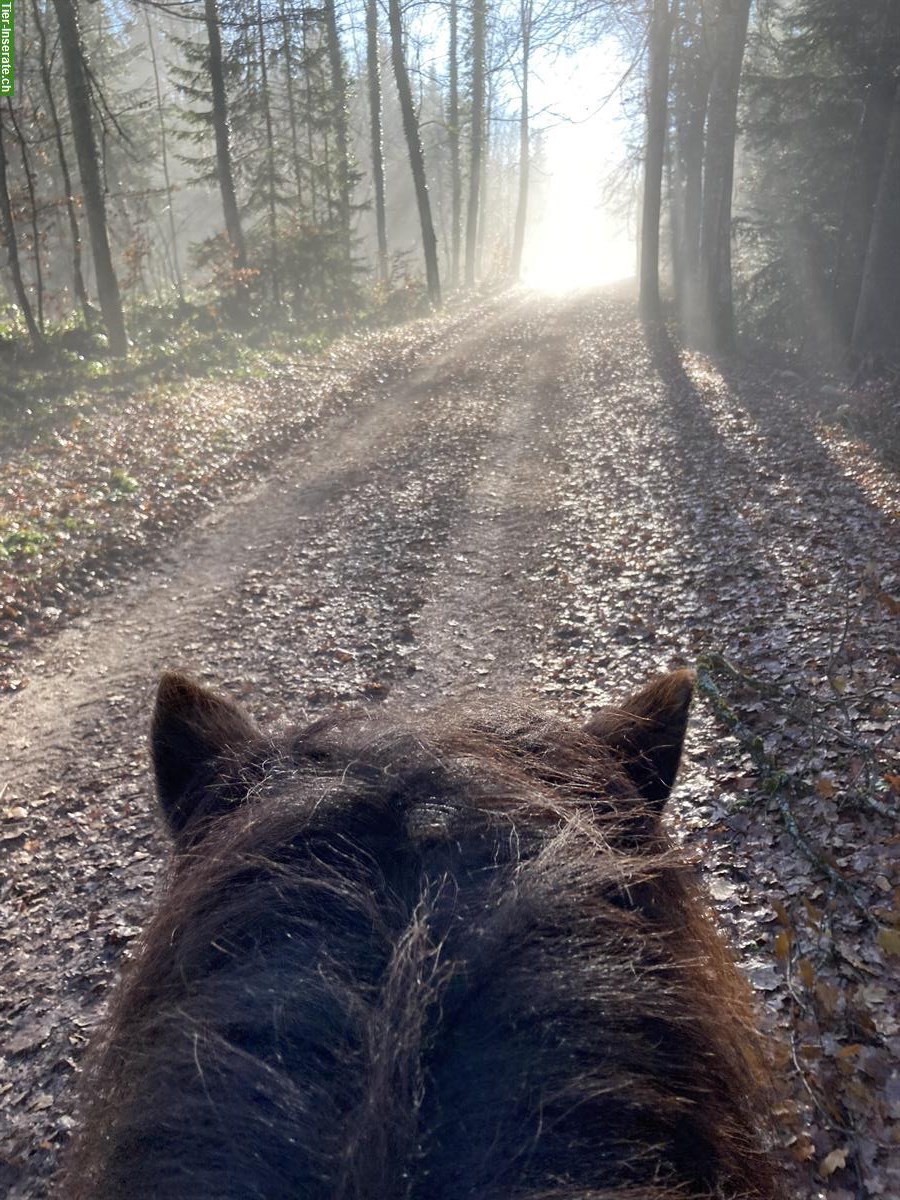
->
51, 0, 127, 354
6, 101, 44, 333
278, 0, 305, 208
32, 0, 91, 325
448, 0, 462, 288
0, 112, 43, 348
511, 0, 533, 279
851, 76, 900, 360
669, 0, 710, 332
388, 0, 441, 304
324, 0, 353, 258
698, 0, 751, 351
203, 0, 247, 270
465, 0, 486, 287
145, 10, 184, 300
639, 0, 673, 322
366, 0, 388, 284
256, 0, 281, 303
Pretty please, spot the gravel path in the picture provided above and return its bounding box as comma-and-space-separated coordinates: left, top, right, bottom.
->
1, 288, 898, 1198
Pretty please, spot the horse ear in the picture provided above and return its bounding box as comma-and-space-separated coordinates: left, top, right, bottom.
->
586, 670, 695, 810
151, 672, 261, 843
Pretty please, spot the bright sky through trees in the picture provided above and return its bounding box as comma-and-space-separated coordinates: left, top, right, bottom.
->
523, 41, 635, 291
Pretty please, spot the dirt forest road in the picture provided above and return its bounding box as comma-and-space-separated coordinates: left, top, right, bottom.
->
2, 289, 899, 1198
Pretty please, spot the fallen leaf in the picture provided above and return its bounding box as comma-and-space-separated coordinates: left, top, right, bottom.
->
877, 926, 900, 957
819, 1147, 848, 1178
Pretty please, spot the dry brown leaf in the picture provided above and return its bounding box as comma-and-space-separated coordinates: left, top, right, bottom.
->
819, 1147, 848, 1178
876, 926, 900, 957
836, 1043, 863, 1060
802, 897, 823, 929
774, 929, 792, 962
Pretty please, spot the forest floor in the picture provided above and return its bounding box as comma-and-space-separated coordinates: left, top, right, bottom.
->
0, 287, 898, 1199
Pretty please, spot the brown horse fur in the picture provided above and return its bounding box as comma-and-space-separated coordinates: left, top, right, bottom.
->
62, 669, 781, 1200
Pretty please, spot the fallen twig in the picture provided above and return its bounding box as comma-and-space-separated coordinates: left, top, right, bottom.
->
696, 655, 879, 925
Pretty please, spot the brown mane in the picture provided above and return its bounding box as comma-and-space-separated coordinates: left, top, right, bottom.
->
62, 673, 780, 1199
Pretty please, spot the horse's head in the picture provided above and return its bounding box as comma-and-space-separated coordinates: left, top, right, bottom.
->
64, 670, 779, 1200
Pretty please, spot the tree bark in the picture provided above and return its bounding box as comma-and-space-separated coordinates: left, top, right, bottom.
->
831, 12, 897, 347
6, 100, 44, 333
0, 115, 43, 348
670, 0, 710, 330
511, 0, 531, 279
51, 0, 127, 355
256, 0, 281, 303
448, 0, 461, 288
851, 77, 900, 360
366, 0, 388, 284
640, 0, 673, 323
388, 0, 441, 304
323, 0, 352, 257
465, 0, 486, 287
477, 59, 493, 276
280, 0, 307, 212
698, 0, 751, 352
32, 0, 91, 325
203, 0, 247, 269
145, 11, 184, 300
302, 12, 319, 223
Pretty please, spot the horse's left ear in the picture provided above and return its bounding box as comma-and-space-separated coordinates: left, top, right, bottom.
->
586, 669, 695, 809
152, 671, 262, 843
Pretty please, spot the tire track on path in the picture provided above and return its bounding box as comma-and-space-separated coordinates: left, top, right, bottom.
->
0, 290, 545, 1196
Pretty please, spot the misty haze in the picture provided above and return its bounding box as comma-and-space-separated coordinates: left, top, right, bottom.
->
0, 2, 898, 1199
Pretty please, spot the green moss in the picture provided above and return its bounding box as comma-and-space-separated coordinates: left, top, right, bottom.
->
0, 523, 51, 560
107, 469, 141, 495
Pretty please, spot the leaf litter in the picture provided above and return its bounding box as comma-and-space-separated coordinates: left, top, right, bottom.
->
0, 288, 897, 1198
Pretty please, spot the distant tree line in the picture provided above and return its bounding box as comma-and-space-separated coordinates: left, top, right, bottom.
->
0, 0, 578, 355
0, 0, 896, 370
639, 0, 900, 366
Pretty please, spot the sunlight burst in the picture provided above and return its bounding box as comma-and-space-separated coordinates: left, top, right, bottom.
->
522, 43, 636, 294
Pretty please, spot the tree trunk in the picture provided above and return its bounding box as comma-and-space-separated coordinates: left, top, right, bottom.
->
323, 0, 352, 257
51, 0, 127, 355
640, 0, 673, 323
366, 0, 388, 284
256, 0, 281, 304
511, 0, 531, 279
851, 77, 900, 360
388, 0, 441, 304
278, 0, 304, 209
6, 100, 44, 332
477, 62, 493, 276
448, 0, 461, 288
145, 11, 184, 300
831, 15, 897, 348
302, 13, 319, 223
670, 0, 710, 331
698, 0, 751, 352
0, 116, 43, 348
203, 0, 247, 269
32, 0, 91, 326
465, 0, 486, 287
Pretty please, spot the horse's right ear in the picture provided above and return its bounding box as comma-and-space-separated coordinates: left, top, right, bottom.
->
152, 672, 262, 843
586, 669, 695, 813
